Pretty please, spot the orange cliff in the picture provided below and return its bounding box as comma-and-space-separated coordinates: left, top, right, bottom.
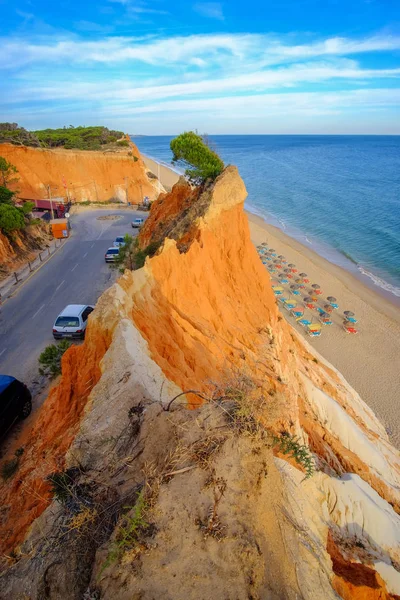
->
1, 167, 400, 600
0, 139, 157, 203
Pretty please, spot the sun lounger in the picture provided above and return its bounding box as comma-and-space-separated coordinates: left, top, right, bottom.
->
306, 323, 322, 337
319, 316, 333, 325
343, 323, 358, 334
296, 317, 312, 327
283, 301, 296, 310
272, 286, 284, 296
291, 308, 304, 318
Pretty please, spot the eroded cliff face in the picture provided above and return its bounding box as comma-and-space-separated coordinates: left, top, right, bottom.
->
1, 167, 400, 600
0, 222, 52, 279
0, 139, 157, 203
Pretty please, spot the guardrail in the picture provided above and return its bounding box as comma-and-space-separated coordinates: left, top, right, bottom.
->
0, 238, 65, 304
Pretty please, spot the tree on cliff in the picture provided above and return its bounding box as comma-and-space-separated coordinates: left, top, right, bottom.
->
0, 156, 19, 188
170, 131, 224, 184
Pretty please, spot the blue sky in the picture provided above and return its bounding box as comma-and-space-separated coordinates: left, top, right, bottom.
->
1, 0, 399, 134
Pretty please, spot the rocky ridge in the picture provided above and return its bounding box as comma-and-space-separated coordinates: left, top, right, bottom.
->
0, 167, 399, 599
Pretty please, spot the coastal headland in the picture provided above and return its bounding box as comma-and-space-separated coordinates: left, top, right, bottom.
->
145, 153, 400, 448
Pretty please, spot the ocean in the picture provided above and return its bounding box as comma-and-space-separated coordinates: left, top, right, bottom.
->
132, 135, 400, 301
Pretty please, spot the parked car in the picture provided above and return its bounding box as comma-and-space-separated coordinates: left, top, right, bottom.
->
0, 376, 32, 438
53, 304, 94, 340
113, 236, 126, 248
105, 247, 120, 262
131, 218, 144, 229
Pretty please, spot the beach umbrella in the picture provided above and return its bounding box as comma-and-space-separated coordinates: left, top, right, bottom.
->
303, 296, 313, 303
327, 296, 337, 302
290, 284, 299, 290
284, 267, 291, 273
311, 284, 320, 290
288, 263, 296, 268
324, 304, 333, 313
268, 248, 276, 253
299, 272, 307, 278
278, 254, 285, 259
278, 273, 286, 279
344, 310, 355, 317
343, 320, 351, 327
262, 242, 268, 246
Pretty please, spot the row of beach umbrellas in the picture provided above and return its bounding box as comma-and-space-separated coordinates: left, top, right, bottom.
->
257, 243, 359, 331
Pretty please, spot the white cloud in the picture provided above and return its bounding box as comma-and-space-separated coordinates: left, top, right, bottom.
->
2, 32, 399, 70
193, 2, 224, 20
7, 60, 400, 104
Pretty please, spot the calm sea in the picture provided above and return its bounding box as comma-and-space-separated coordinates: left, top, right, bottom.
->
132, 135, 400, 301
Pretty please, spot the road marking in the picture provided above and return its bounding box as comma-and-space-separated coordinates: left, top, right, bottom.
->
0, 348, 7, 357
83, 252, 88, 258
55, 279, 65, 292
90, 243, 95, 248
32, 304, 45, 319
71, 263, 79, 272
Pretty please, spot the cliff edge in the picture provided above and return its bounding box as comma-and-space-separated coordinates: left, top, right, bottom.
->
1, 167, 400, 600
0, 137, 158, 203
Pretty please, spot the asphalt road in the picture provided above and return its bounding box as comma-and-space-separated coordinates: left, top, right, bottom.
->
0, 208, 143, 392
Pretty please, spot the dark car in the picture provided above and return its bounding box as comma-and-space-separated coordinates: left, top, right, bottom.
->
0, 375, 32, 438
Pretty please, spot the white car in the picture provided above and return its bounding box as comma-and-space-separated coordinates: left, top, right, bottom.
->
105, 247, 120, 262
53, 304, 94, 340
113, 236, 126, 248
131, 218, 144, 228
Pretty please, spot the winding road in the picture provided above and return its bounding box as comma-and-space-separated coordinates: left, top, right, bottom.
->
0, 208, 143, 394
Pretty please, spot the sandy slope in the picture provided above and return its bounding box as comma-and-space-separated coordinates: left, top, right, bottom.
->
248, 213, 400, 448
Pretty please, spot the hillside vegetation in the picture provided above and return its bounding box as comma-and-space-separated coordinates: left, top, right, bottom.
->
0, 123, 126, 151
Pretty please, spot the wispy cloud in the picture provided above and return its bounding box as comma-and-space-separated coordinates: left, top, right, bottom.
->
1, 29, 399, 133
7, 60, 400, 104
193, 2, 224, 20
1, 32, 399, 69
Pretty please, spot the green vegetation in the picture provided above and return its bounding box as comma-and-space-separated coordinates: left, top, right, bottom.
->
273, 433, 315, 479
170, 131, 224, 184
0, 156, 19, 188
1, 448, 24, 481
0, 123, 126, 151
0, 186, 14, 204
131, 239, 160, 270
34, 125, 125, 150
101, 489, 149, 573
39, 340, 72, 378
47, 470, 75, 503
0, 156, 37, 235
0, 123, 41, 147
0, 203, 25, 233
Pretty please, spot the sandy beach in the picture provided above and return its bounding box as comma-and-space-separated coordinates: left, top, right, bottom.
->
143, 155, 182, 191
147, 156, 400, 448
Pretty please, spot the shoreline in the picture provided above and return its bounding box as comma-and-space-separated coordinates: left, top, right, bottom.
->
248, 211, 400, 448
146, 153, 400, 448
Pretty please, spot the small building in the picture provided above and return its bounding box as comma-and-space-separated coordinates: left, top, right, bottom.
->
50, 218, 70, 239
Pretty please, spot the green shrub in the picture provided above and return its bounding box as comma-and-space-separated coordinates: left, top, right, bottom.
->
20, 201, 35, 215
116, 140, 129, 147
1, 457, 19, 481
47, 470, 75, 503
0, 203, 25, 233
38, 339, 71, 378
0, 185, 14, 204
101, 489, 148, 573
170, 131, 224, 184
273, 433, 315, 479
1, 448, 24, 481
